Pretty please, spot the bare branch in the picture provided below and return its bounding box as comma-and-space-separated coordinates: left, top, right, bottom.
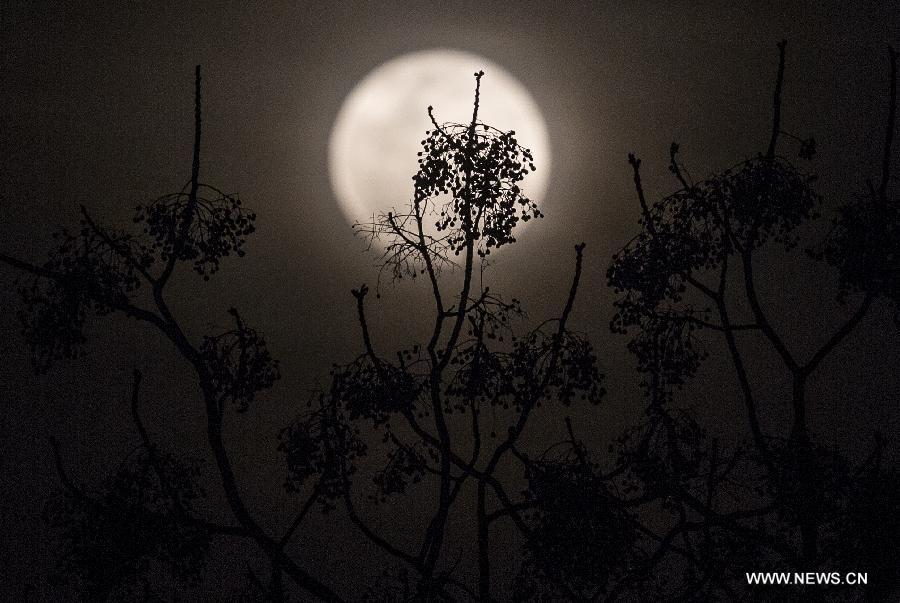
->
879, 45, 897, 202
741, 249, 798, 372
279, 480, 324, 547
351, 284, 380, 364
767, 40, 787, 159
158, 65, 202, 288
668, 142, 693, 191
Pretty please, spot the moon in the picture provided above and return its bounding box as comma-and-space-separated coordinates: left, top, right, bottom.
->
328, 48, 551, 244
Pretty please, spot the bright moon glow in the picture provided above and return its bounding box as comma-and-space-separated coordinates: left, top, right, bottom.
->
328, 49, 551, 242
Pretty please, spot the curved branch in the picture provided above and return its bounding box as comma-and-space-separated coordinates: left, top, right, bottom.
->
352, 284, 382, 367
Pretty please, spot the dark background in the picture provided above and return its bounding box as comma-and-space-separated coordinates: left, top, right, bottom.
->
2, 1, 898, 598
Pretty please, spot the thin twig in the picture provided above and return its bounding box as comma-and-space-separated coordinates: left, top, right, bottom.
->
767, 40, 787, 159
879, 45, 897, 202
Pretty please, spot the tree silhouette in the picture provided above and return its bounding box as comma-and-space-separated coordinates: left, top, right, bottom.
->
0, 43, 898, 602
1, 67, 339, 602
280, 70, 603, 600
596, 41, 900, 600
1, 65, 603, 601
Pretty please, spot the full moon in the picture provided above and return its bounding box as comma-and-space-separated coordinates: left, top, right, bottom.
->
328, 49, 551, 243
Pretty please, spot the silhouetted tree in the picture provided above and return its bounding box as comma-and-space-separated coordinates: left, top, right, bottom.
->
595, 41, 900, 601
2, 65, 602, 602
1, 67, 339, 602
2, 43, 898, 603
279, 70, 604, 600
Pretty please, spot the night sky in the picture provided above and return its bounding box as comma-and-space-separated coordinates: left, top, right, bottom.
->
2, 2, 899, 599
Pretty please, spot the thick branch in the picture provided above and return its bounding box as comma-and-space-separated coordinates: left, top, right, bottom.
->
351, 284, 379, 363
629, 154, 655, 234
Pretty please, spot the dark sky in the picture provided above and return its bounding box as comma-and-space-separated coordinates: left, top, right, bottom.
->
2, 1, 899, 598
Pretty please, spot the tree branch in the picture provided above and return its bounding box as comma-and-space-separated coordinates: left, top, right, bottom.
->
879, 45, 897, 202
803, 293, 873, 375
767, 40, 787, 159
79, 205, 156, 284
279, 480, 324, 547
158, 65, 202, 288
741, 249, 798, 372
351, 284, 385, 372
